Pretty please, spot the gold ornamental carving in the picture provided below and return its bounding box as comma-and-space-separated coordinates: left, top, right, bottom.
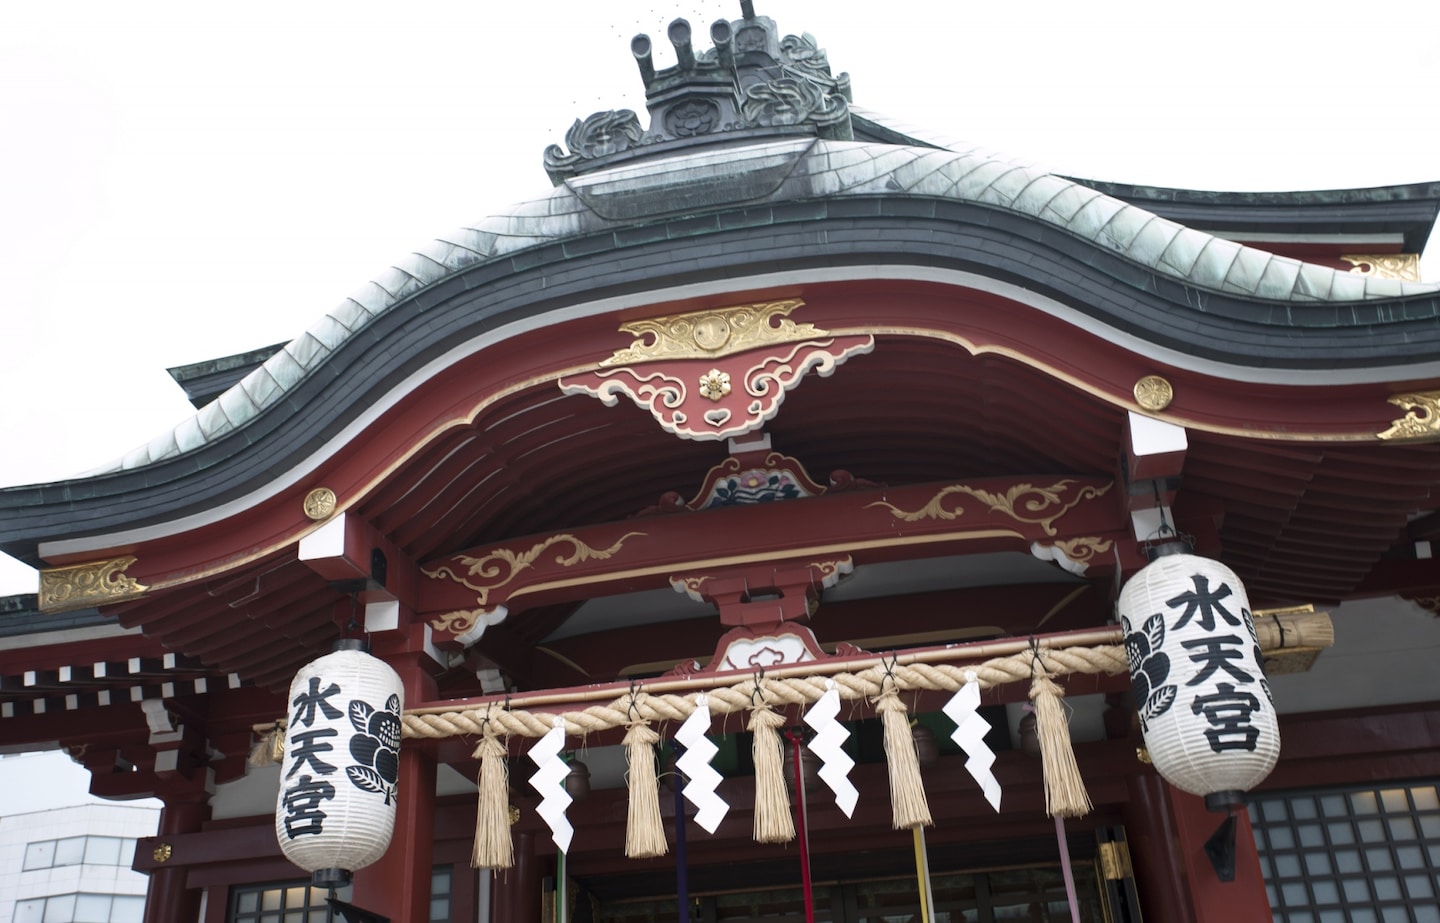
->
424, 532, 644, 634
1050, 537, 1114, 566
39, 556, 148, 613
867, 479, 1113, 536
303, 487, 338, 520
1342, 254, 1421, 282
152, 844, 173, 863
1377, 391, 1440, 441
698, 369, 732, 401
1133, 375, 1173, 412
599, 300, 825, 365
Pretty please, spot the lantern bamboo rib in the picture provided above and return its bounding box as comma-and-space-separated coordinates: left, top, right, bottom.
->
401, 643, 1128, 742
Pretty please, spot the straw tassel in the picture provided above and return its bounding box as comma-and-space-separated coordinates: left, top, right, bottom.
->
623, 721, 668, 858
247, 719, 286, 767
748, 698, 795, 844
875, 683, 932, 829
1029, 654, 1093, 818
472, 732, 514, 869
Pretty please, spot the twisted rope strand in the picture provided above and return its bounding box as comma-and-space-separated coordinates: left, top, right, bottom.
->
401, 644, 1126, 741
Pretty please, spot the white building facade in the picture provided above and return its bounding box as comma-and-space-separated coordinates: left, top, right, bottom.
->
0, 801, 158, 923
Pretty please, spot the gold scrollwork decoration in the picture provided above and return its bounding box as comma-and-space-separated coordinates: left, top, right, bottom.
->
599, 300, 826, 365
153, 844, 173, 863
424, 532, 646, 609
1378, 391, 1440, 441
427, 608, 496, 636
867, 479, 1112, 536
811, 557, 854, 586
1050, 537, 1115, 566
39, 556, 148, 613
1341, 254, 1421, 282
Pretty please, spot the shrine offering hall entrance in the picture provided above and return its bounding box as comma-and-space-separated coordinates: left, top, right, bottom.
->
572, 836, 1131, 922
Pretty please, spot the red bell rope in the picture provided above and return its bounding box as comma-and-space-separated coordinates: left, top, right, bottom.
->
786, 729, 816, 923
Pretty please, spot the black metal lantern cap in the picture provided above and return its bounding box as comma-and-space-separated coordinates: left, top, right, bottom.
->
1205, 789, 1246, 813
1144, 538, 1194, 562
312, 867, 353, 888
332, 638, 368, 653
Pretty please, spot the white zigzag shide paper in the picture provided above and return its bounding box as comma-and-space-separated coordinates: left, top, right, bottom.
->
529, 722, 575, 852
804, 684, 858, 817
675, 695, 729, 833
944, 678, 1001, 812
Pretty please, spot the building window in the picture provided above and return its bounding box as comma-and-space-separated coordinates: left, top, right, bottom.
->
22, 835, 135, 870
13, 893, 145, 923
1250, 781, 1440, 922
230, 867, 453, 923
430, 866, 453, 923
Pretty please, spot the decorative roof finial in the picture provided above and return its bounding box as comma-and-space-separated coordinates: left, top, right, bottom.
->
543, 6, 853, 185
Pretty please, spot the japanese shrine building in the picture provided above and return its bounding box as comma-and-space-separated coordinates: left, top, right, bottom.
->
3, 6, 1440, 922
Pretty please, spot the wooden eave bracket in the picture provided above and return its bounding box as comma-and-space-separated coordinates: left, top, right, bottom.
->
419, 474, 1135, 649
298, 511, 422, 634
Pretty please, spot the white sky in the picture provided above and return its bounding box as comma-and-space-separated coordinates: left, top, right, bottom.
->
0, 0, 1436, 817
1, 0, 1438, 605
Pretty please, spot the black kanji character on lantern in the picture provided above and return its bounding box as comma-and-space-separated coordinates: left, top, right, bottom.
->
290, 676, 343, 728
1166, 574, 1242, 631
286, 727, 339, 778
1190, 682, 1262, 752
281, 773, 336, 837
1182, 635, 1255, 686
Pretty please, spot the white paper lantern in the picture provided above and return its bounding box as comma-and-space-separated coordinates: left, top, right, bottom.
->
1118, 545, 1279, 808
274, 641, 405, 885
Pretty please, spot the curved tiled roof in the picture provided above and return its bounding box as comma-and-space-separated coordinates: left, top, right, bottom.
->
101, 134, 1440, 473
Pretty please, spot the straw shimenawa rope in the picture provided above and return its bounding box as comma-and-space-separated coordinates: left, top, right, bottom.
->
471, 729, 514, 869
411, 643, 1123, 841
873, 664, 932, 829
403, 645, 1127, 744
747, 680, 795, 844
1028, 650, 1093, 818
622, 712, 668, 859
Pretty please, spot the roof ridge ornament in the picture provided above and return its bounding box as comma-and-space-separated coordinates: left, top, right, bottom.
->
543, 5, 853, 185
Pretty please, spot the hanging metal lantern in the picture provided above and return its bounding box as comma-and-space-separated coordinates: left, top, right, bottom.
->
1118, 543, 1280, 810
274, 640, 405, 887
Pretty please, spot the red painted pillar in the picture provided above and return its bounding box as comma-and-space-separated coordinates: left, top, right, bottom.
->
143, 788, 210, 923
1124, 774, 1198, 923
353, 647, 439, 922
491, 832, 542, 921
1168, 786, 1271, 922
1124, 773, 1271, 923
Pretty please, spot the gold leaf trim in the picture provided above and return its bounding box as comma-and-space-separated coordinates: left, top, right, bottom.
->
1378, 391, 1440, 441
39, 556, 148, 613
599, 300, 824, 365
1341, 254, 1421, 282
428, 608, 492, 636
1133, 375, 1173, 412
867, 480, 1112, 536
425, 531, 645, 613
1050, 537, 1114, 566
303, 487, 337, 521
